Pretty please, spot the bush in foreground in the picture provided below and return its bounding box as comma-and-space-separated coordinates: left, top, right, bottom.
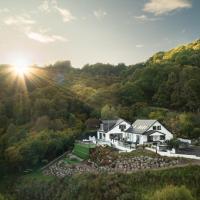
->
148, 185, 195, 200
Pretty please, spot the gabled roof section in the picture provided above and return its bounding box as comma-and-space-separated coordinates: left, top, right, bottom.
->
101, 119, 118, 132
100, 118, 131, 133
132, 119, 157, 134
125, 126, 134, 133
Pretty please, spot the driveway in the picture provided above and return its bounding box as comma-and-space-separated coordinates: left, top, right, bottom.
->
177, 146, 200, 156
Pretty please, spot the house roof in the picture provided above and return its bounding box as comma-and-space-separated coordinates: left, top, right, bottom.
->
125, 126, 134, 133
101, 119, 118, 132
100, 118, 130, 132
144, 130, 165, 136
132, 119, 157, 134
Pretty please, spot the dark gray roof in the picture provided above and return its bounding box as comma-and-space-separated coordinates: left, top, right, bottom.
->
100, 118, 131, 132
125, 126, 134, 133
132, 119, 157, 134
101, 119, 118, 132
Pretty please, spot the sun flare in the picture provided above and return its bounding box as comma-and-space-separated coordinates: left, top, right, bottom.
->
12, 58, 30, 76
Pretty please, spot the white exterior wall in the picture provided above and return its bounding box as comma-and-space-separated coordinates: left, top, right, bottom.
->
97, 131, 106, 140
147, 121, 173, 141
105, 121, 131, 141
126, 133, 137, 142
140, 135, 147, 144
124, 133, 145, 144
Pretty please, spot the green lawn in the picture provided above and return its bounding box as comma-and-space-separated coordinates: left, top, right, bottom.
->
73, 143, 96, 159
120, 149, 159, 158
63, 157, 81, 164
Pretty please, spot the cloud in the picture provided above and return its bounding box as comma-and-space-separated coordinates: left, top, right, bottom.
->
55, 6, 75, 22
143, 0, 192, 15
93, 9, 107, 19
0, 8, 10, 13
4, 15, 36, 25
134, 14, 160, 22
38, 0, 75, 22
26, 31, 67, 43
38, 0, 50, 13
136, 44, 144, 48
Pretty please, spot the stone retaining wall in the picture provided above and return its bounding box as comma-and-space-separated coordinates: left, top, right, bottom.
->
43, 155, 180, 177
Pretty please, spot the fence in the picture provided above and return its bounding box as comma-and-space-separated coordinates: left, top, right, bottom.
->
146, 147, 200, 160
41, 151, 69, 171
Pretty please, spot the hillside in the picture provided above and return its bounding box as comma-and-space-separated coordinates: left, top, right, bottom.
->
0, 39, 200, 178
47, 40, 200, 113
147, 39, 200, 65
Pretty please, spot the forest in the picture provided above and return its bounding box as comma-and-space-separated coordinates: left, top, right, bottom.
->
0, 39, 200, 199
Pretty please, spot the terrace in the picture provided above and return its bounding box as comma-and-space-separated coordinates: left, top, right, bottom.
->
97, 139, 136, 152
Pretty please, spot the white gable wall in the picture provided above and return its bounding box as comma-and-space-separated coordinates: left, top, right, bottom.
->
105, 121, 131, 141
147, 121, 173, 140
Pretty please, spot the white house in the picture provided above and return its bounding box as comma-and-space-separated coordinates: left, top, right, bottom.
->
97, 118, 173, 149
97, 118, 132, 141
127, 119, 173, 144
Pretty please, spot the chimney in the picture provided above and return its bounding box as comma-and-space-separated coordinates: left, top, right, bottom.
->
100, 123, 104, 131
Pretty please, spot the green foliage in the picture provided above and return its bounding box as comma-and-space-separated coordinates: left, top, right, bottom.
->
11, 166, 200, 200
166, 138, 180, 150
3, 129, 76, 171
149, 110, 166, 121
147, 185, 195, 200
0, 193, 8, 200
101, 104, 117, 119
119, 82, 145, 105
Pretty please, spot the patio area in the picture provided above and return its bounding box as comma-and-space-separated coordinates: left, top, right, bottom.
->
96, 139, 135, 152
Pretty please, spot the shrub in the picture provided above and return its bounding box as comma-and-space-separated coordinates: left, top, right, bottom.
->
0, 193, 8, 200
147, 185, 195, 200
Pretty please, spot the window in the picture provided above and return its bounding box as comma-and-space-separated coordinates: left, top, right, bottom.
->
99, 133, 102, 139
160, 135, 165, 140
110, 134, 115, 140
119, 124, 126, 131
153, 126, 156, 130
136, 135, 140, 144
157, 126, 161, 130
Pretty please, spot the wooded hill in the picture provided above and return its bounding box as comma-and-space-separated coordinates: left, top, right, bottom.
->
0, 39, 200, 175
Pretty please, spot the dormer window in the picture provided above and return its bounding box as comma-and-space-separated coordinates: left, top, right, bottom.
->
119, 124, 126, 131
153, 126, 156, 130
157, 126, 161, 130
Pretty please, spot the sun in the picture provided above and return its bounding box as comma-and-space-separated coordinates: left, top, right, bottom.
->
12, 58, 30, 76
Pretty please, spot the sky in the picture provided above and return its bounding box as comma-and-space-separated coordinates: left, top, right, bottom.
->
0, 0, 199, 68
